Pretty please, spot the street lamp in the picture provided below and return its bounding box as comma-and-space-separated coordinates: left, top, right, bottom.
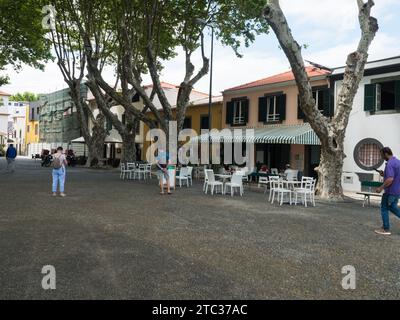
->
196, 18, 214, 167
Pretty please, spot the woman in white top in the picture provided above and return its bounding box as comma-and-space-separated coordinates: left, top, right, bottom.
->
52, 146, 68, 197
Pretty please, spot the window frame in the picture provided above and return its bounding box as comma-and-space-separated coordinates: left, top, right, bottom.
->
233, 100, 245, 125
353, 138, 384, 171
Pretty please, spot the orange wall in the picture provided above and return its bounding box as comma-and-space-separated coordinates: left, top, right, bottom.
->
222, 79, 328, 128
142, 102, 223, 160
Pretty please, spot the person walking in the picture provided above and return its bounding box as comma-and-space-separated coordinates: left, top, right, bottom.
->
5, 144, 17, 173
156, 148, 171, 195
375, 147, 400, 236
52, 147, 68, 197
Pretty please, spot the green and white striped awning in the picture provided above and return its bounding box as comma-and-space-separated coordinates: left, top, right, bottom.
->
193, 123, 320, 145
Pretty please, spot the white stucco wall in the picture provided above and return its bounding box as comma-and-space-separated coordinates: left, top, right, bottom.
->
335, 70, 400, 192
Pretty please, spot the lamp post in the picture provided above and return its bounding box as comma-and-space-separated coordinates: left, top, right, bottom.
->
196, 18, 214, 166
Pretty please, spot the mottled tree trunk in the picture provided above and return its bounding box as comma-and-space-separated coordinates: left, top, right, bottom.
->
315, 145, 345, 199
121, 133, 137, 163
264, 0, 378, 200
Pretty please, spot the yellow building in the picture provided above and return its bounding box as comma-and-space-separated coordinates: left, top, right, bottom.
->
142, 95, 223, 161
25, 102, 40, 154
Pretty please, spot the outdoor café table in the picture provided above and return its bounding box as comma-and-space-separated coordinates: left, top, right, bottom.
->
215, 173, 232, 184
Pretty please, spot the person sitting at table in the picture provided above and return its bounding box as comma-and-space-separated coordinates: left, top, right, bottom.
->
259, 164, 269, 173
284, 164, 297, 180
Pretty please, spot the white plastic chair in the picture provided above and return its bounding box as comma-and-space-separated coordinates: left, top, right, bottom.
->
270, 179, 292, 206
145, 164, 152, 179
136, 164, 147, 180
268, 176, 280, 200
294, 177, 316, 207
120, 163, 133, 180
224, 173, 244, 197
203, 166, 209, 191
258, 176, 269, 193
126, 162, 137, 180
187, 166, 193, 186
176, 167, 189, 187
204, 170, 223, 195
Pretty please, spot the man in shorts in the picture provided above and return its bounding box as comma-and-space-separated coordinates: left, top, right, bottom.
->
156, 148, 171, 195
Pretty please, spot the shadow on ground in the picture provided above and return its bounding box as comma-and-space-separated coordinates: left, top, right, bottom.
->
0, 158, 399, 299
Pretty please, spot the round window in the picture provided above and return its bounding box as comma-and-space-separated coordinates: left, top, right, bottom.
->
353, 138, 384, 171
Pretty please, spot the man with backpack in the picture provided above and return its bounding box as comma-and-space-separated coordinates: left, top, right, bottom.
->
52, 147, 68, 197
5, 144, 17, 173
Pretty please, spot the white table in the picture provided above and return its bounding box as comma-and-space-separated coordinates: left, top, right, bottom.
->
215, 174, 232, 183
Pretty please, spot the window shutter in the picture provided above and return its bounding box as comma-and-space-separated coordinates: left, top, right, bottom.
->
226, 101, 234, 124
242, 99, 249, 124
277, 94, 286, 121
258, 97, 267, 122
297, 95, 305, 119
364, 84, 376, 111
322, 88, 332, 117
395, 80, 400, 108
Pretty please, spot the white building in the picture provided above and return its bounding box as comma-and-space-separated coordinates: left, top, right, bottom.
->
331, 56, 400, 191
0, 90, 11, 146
7, 100, 28, 155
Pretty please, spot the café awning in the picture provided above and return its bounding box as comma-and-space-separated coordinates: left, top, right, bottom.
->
193, 123, 321, 145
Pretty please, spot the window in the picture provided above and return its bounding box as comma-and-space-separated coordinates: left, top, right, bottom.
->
259, 94, 286, 123
266, 96, 279, 122
122, 113, 126, 125
354, 138, 384, 171
27, 125, 30, 133
364, 80, 400, 112
183, 117, 192, 129
35, 124, 38, 135
298, 87, 331, 119
233, 100, 245, 124
226, 98, 249, 125
37, 107, 40, 116
200, 115, 209, 130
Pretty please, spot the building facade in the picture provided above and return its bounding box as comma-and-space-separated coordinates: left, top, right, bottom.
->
331, 56, 400, 191
141, 83, 222, 161
0, 90, 11, 146
221, 66, 330, 176
25, 101, 41, 155
39, 86, 87, 143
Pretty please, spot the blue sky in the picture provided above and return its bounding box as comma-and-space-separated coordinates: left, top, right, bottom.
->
2, 0, 400, 96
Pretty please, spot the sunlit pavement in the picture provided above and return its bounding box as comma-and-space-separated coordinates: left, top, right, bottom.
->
0, 158, 399, 299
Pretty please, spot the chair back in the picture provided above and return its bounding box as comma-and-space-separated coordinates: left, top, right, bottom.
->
271, 168, 279, 175
187, 166, 193, 177
231, 173, 243, 185
205, 169, 215, 182
301, 176, 314, 188
179, 167, 188, 177
271, 178, 282, 189
121, 163, 126, 170
139, 164, 146, 170
269, 175, 280, 182
127, 162, 136, 170
286, 169, 298, 181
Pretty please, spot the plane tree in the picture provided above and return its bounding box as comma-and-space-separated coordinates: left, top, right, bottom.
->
263, 0, 378, 199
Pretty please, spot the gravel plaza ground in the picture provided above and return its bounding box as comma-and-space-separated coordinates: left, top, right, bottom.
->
0, 157, 400, 300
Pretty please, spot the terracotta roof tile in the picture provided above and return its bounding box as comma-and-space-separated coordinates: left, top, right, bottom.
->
0, 90, 11, 96
224, 66, 330, 92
